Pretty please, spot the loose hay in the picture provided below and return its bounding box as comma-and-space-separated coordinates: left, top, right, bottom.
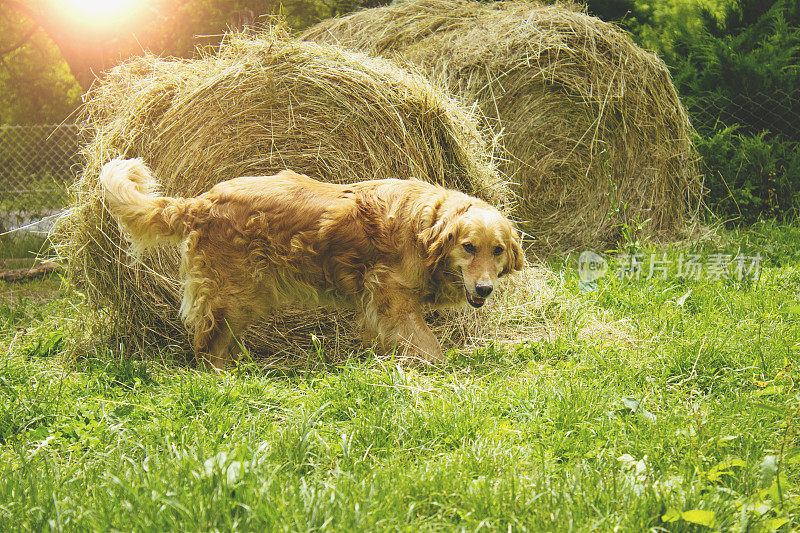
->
54, 30, 519, 365
429, 265, 636, 353
303, 0, 703, 252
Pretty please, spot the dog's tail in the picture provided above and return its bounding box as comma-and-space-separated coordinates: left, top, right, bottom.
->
100, 158, 190, 251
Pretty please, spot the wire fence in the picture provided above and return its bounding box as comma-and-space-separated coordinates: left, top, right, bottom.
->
0, 124, 85, 266
686, 88, 800, 141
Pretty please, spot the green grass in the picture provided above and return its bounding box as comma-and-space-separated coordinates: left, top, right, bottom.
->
0, 233, 52, 262
0, 173, 68, 261
0, 221, 798, 531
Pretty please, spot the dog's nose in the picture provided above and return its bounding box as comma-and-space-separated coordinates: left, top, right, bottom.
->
475, 282, 493, 298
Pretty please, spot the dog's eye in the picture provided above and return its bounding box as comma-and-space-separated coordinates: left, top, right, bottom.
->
462, 243, 476, 254
493, 246, 504, 256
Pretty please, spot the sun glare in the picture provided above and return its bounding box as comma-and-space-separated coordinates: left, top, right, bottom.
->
60, 0, 138, 25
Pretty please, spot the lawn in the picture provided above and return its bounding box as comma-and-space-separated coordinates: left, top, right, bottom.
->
0, 220, 798, 531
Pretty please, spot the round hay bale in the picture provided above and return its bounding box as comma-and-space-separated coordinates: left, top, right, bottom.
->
54, 29, 510, 365
302, 0, 703, 252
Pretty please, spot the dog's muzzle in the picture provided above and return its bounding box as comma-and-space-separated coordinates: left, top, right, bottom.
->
465, 288, 486, 308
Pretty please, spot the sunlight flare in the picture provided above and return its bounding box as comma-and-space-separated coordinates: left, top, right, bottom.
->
60, 0, 138, 25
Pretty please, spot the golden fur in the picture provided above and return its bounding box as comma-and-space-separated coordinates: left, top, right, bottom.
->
99, 158, 524, 369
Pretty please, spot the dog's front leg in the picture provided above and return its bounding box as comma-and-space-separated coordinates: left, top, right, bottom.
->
194, 322, 231, 371
391, 309, 444, 365
192, 309, 245, 371
364, 282, 444, 365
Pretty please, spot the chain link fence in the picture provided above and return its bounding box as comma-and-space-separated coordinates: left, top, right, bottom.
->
0, 124, 84, 267
687, 88, 800, 140
685, 88, 800, 223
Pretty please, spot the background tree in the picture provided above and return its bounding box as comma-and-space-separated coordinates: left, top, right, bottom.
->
0, 7, 81, 124
662, 0, 800, 222
0, 0, 392, 123
0, 0, 294, 123
579, 0, 652, 33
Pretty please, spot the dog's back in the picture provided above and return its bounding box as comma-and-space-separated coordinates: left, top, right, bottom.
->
101, 161, 354, 256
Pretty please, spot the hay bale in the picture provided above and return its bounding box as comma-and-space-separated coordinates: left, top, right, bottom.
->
54, 29, 511, 365
303, 0, 703, 252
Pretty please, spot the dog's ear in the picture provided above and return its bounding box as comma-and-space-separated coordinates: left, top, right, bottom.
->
418, 212, 458, 270
502, 229, 526, 275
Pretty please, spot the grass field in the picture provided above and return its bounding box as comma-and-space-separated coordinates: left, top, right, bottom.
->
1, 220, 798, 531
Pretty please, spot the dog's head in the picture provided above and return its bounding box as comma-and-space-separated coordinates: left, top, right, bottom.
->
420, 197, 525, 308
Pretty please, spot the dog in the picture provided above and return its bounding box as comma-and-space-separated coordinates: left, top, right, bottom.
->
100, 158, 524, 369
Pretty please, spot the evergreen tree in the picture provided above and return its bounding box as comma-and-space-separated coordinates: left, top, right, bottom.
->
663, 0, 800, 222
671, 0, 800, 140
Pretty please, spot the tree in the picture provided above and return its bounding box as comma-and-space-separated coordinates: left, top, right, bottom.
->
663, 0, 800, 223
579, 0, 652, 33
0, 0, 293, 123
0, 1, 282, 89
0, 5, 81, 123
668, 0, 800, 139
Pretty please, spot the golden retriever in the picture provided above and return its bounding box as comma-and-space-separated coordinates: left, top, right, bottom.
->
100, 158, 524, 369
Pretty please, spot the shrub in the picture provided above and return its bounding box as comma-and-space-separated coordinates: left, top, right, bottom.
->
659, 0, 800, 223
695, 126, 800, 223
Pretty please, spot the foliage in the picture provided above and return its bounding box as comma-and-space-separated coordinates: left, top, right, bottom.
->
638, 0, 800, 224
635, 0, 732, 53
569, 0, 652, 33
695, 126, 800, 223
668, 0, 800, 139
0, 7, 81, 124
